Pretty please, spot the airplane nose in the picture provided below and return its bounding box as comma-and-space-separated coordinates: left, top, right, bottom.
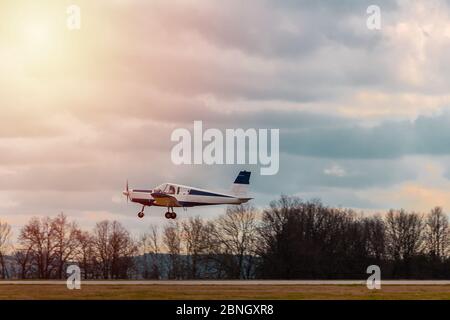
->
123, 180, 131, 203
123, 191, 131, 203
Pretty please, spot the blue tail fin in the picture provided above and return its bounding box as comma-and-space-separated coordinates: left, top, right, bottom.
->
231, 170, 251, 197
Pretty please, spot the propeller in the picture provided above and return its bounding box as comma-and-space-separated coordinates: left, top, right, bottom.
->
123, 180, 130, 203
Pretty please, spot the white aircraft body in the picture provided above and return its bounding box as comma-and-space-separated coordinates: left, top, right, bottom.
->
123, 171, 252, 219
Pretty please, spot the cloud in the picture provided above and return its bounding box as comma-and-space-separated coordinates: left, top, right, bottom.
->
3, 0, 450, 237
283, 112, 450, 159
324, 164, 347, 177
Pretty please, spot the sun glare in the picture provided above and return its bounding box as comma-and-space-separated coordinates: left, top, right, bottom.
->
23, 21, 52, 50
6, 4, 64, 62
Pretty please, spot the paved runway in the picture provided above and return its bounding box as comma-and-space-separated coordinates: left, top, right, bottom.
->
1, 280, 450, 285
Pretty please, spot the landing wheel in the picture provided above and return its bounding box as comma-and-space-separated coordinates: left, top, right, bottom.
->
138, 211, 144, 218
170, 212, 177, 219
165, 212, 171, 219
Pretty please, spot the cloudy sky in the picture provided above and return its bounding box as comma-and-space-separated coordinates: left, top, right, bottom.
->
2, 0, 450, 236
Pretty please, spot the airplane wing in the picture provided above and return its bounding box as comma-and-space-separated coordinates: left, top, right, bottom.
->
151, 192, 181, 207
238, 197, 253, 203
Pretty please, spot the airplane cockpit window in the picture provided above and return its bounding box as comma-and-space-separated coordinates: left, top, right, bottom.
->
168, 185, 176, 194
154, 184, 167, 193
154, 184, 177, 194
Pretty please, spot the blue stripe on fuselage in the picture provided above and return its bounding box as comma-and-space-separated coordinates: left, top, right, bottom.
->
178, 201, 224, 207
188, 189, 233, 198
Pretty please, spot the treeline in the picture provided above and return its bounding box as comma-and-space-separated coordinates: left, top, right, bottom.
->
0, 196, 449, 279
9, 217, 137, 279
257, 196, 450, 279
0, 206, 257, 280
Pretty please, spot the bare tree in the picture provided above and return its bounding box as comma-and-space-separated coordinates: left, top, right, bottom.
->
140, 225, 162, 279
212, 204, 258, 279
92, 220, 137, 279
75, 230, 96, 279
93, 220, 110, 279
182, 217, 210, 279
163, 221, 183, 279
385, 209, 424, 261
362, 215, 386, 260
384, 209, 425, 278
52, 213, 81, 279
424, 207, 449, 259
18, 217, 57, 278
0, 221, 12, 279
16, 215, 82, 279
14, 248, 33, 279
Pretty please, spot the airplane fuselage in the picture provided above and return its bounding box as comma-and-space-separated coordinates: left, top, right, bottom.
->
123, 171, 252, 219
128, 184, 248, 208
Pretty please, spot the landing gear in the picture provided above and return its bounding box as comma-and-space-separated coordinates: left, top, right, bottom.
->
165, 207, 177, 219
137, 206, 145, 218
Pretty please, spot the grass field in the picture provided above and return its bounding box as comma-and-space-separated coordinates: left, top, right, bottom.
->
0, 284, 449, 300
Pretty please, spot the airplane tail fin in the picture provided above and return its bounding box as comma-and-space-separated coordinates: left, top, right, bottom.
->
230, 170, 251, 198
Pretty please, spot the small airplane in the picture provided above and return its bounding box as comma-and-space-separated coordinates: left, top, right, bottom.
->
123, 170, 252, 219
